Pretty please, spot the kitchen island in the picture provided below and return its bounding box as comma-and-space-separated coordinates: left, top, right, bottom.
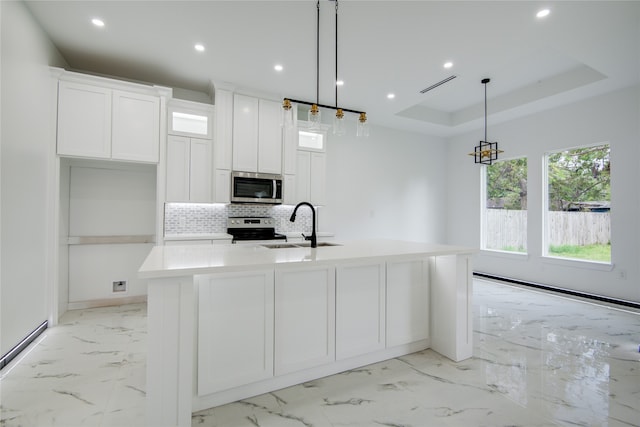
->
139, 239, 476, 427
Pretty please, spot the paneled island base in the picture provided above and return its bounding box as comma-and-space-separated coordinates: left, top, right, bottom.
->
139, 239, 476, 427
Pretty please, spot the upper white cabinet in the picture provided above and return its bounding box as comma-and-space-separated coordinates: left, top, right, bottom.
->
295, 150, 326, 206
166, 135, 212, 202
213, 89, 233, 203
166, 100, 214, 202
57, 77, 163, 163
168, 99, 213, 139
232, 94, 283, 174
232, 94, 259, 172
57, 81, 112, 159
257, 99, 283, 174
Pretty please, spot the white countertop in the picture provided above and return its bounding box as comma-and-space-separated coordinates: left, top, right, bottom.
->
138, 239, 477, 279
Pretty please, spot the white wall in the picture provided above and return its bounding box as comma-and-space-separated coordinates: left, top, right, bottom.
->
0, 1, 67, 355
445, 86, 640, 303
322, 123, 447, 244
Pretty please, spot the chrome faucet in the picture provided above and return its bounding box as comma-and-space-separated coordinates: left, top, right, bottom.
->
289, 202, 317, 248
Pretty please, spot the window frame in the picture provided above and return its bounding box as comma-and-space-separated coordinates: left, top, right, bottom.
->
542, 142, 612, 266
481, 155, 529, 255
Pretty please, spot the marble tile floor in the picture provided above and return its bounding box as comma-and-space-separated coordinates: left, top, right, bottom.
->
1, 279, 639, 427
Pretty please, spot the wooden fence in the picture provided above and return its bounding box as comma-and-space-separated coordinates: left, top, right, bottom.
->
485, 210, 610, 250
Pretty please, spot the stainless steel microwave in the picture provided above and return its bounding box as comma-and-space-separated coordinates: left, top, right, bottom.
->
231, 171, 283, 204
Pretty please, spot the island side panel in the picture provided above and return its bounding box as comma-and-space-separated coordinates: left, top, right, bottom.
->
429, 254, 473, 362
146, 276, 194, 427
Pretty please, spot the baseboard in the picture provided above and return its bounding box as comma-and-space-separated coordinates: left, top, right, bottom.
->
473, 272, 640, 310
67, 294, 147, 310
0, 320, 48, 371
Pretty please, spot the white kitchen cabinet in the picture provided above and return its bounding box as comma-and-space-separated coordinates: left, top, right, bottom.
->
168, 99, 213, 139
232, 94, 283, 174
282, 109, 298, 175
335, 262, 386, 360
111, 90, 160, 162
213, 169, 231, 203
214, 90, 233, 170
386, 259, 430, 347
295, 150, 326, 205
57, 81, 111, 159
283, 173, 297, 205
213, 89, 233, 203
275, 265, 335, 375
57, 80, 160, 162
257, 99, 283, 174
232, 94, 259, 172
166, 135, 212, 202
197, 270, 274, 396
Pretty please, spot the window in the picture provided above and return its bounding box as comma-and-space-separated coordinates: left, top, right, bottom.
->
483, 157, 528, 253
545, 144, 610, 263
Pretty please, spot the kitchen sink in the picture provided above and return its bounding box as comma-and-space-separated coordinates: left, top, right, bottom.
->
296, 242, 342, 247
260, 243, 301, 249
260, 242, 342, 249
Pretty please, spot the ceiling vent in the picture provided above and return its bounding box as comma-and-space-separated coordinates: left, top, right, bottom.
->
419, 75, 457, 94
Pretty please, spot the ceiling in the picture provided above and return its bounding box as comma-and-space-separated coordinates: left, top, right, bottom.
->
25, 1, 640, 137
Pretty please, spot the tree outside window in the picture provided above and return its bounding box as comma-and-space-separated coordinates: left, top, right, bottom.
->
484, 158, 528, 253
546, 144, 610, 263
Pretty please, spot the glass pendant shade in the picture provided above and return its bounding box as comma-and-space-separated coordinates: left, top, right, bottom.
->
333, 108, 346, 135
282, 99, 293, 128
308, 104, 321, 130
356, 112, 369, 137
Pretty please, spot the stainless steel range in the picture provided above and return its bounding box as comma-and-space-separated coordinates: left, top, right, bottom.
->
226, 217, 287, 243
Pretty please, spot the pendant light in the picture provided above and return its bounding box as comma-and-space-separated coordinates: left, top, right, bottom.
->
469, 78, 503, 164
308, 0, 322, 130
332, 0, 346, 135
283, 0, 367, 136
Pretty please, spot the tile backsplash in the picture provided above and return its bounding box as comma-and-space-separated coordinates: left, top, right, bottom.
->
164, 203, 313, 236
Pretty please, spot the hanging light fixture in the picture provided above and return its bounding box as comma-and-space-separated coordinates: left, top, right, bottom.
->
282, 98, 293, 127
283, 0, 367, 136
469, 78, 503, 164
332, 0, 346, 135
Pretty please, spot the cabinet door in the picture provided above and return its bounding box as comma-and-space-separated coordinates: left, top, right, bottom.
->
310, 152, 326, 205
111, 90, 160, 162
166, 136, 190, 202
336, 262, 386, 360
283, 174, 297, 205
57, 81, 111, 159
257, 99, 283, 174
197, 270, 274, 396
213, 90, 233, 170
386, 259, 429, 347
232, 94, 259, 172
213, 169, 231, 203
282, 113, 298, 175
189, 138, 212, 202
295, 151, 311, 202
275, 265, 335, 375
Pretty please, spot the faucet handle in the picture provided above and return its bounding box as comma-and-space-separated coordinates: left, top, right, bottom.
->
302, 233, 311, 241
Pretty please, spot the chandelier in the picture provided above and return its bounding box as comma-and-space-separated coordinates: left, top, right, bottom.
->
469, 78, 503, 165
283, 0, 368, 137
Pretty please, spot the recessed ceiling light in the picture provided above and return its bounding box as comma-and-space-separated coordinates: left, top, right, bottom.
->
387, 93, 395, 99
194, 44, 205, 52
444, 61, 453, 69
536, 8, 550, 18
274, 64, 283, 72
336, 80, 344, 86
91, 18, 105, 27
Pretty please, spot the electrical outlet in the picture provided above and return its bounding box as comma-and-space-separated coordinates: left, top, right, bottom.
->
617, 270, 627, 280
112, 280, 127, 293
